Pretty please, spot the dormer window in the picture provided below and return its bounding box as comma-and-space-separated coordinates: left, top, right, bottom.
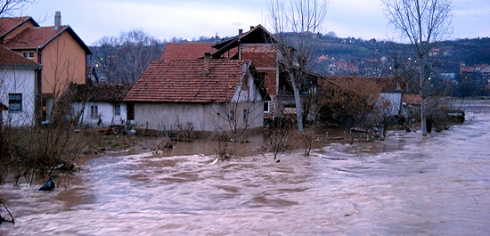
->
23, 51, 35, 59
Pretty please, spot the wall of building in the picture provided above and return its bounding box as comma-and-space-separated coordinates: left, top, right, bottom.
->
378, 92, 402, 115
133, 101, 263, 134
0, 68, 36, 127
72, 102, 127, 127
42, 31, 87, 96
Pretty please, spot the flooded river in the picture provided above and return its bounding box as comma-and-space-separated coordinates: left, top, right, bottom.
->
1, 101, 490, 235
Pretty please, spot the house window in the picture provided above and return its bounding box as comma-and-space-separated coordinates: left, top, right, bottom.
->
8, 93, 22, 112
264, 101, 270, 114
243, 109, 248, 122
22, 51, 34, 59
90, 105, 98, 119
229, 111, 235, 121
114, 104, 121, 116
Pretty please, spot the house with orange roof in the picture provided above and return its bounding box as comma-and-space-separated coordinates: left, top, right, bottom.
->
124, 54, 266, 136
0, 45, 42, 126
0, 12, 91, 123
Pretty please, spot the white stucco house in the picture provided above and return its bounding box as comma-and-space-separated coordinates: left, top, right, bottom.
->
124, 55, 267, 137
0, 45, 41, 127
69, 84, 132, 127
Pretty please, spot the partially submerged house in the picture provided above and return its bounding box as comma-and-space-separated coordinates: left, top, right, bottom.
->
0, 12, 92, 123
68, 83, 132, 127
210, 25, 321, 125
0, 45, 42, 127
124, 55, 266, 137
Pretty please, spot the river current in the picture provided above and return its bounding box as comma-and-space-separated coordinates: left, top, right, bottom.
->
1, 101, 489, 235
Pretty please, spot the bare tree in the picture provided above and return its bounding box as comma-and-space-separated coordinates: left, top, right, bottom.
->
382, 0, 453, 136
0, 0, 35, 17
93, 30, 164, 84
267, 0, 328, 132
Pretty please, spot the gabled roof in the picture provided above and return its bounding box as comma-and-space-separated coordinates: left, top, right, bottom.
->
0, 44, 40, 69
212, 25, 277, 58
0, 16, 39, 38
69, 84, 132, 103
161, 42, 214, 60
124, 59, 252, 103
325, 76, 407, 93
4, 25, 91, 54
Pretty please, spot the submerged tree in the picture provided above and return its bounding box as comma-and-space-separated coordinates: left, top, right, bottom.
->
267, 0, 329, 132
382, 0, 453, 136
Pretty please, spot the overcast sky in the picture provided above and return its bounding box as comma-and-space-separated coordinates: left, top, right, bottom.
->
15, 0, 490, 46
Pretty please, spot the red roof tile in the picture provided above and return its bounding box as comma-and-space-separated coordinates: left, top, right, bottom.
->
4, 25, 69, 49
0, 16, 37, 37
124, 59, 249, 103
161, 42, 214, 60
0, 44, 40, 67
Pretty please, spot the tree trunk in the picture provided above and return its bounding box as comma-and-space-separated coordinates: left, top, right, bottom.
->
420, 57, 427, 136
290, 73, 304, 132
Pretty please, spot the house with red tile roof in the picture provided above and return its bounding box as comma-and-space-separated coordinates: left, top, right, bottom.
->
124, 55, 266, 136
0, 45, 42, 126
209, 25, 323, 125
1, 12, 91, 123
210, 25, 279, 121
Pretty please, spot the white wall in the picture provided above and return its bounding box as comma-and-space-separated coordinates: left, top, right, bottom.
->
134, 101, 263, 132
72, 102, 127, 127
0, 68, 36, 127
378, 92, 402, 115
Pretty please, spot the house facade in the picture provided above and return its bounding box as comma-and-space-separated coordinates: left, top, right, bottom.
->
0, 45, 41, 127
69, 84, 132, 127
0, 12, 91, 123
211, 26, 279, 121
124, 56, 265, 136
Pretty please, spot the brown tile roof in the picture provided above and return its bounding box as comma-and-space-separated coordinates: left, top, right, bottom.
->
0, 16, 38, 37
325, 76, 407, 92
4, 25, 91, 54
4, 25, 68, 49
69, 84, 132, 103
161, 42, 214, 60
0, 44, 40, 68
124, 59, 250, 103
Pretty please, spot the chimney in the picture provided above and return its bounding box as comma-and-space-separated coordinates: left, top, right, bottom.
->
238, 29, 243, 35
54, 11, 61, 30
250, 26, 254, 30
204, 53, 211, 74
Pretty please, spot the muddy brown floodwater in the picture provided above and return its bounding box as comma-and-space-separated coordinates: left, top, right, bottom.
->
1, 100, 490, 235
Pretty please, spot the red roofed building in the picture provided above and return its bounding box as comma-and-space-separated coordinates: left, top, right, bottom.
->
124, 55, 266, 135
1, 12, 91, 123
